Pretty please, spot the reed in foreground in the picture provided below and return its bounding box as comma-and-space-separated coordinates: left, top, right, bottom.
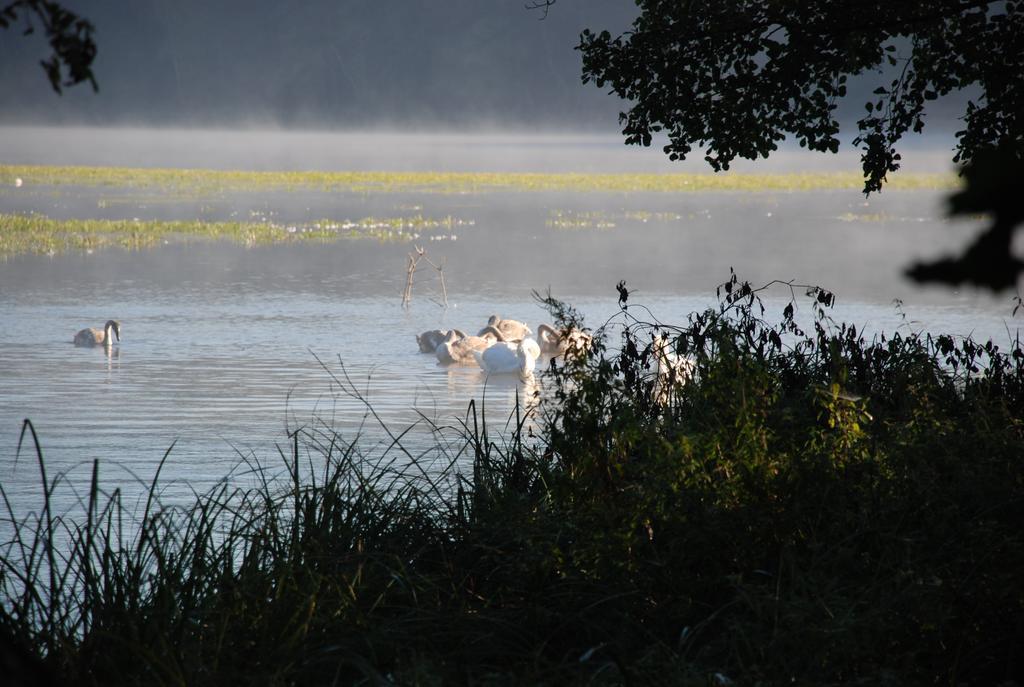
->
2, 276, 1022, 685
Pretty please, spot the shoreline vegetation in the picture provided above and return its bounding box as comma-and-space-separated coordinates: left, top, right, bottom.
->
1, 164, 957, 194
2, 278, 1021, 685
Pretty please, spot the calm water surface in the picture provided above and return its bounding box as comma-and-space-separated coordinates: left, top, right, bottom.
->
1, 143, 1019, 527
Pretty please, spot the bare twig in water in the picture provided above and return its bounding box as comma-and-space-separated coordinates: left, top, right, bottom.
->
401, 245, 448, 309
401, 249, 420, 309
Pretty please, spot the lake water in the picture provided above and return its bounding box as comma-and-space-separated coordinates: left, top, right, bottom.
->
1, 130, 1019, 528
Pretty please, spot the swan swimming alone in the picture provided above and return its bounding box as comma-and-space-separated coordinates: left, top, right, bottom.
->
417, 328, 466, 353
74, 320, 121, 347
479, 315, 531, 343
474, 338, 542, 377
536, 323, 593, 357
436, 326, 504, 364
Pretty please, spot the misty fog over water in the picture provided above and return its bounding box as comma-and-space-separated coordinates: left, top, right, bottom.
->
0, 126, 961, 174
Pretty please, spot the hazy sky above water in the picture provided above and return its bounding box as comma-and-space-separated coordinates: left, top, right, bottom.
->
0, 1, 971, 145
1, 1, 638, 129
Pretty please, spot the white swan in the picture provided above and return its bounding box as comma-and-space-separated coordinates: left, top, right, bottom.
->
651, 336, 695, 405
74, 320, 121, 347
479, 315, 531, 342
417, 328, 466, 353
436, 326, 504, 364
474, 338, 542, 377
537, 323, 592, 357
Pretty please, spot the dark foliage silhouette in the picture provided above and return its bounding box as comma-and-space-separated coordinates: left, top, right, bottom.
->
1, 0, 95, 93
563, 0, 1024, 289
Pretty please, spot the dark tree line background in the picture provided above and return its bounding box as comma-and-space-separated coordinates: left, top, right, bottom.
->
0, 1, 637, 129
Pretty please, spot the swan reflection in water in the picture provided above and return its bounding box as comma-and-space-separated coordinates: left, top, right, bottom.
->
490, 372, 542, 437
443, 366, 542, 437
104, 343, 121, 375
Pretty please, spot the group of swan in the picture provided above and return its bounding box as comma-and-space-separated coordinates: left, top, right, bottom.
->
71, 317, 687, 400
418, 314, 591, 376
74, 320, 121, 347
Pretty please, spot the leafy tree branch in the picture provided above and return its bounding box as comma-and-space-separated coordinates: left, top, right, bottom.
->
565, 0, 1024, 289
1, 0, 97, 93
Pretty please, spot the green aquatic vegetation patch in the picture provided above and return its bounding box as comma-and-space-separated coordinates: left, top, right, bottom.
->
546, 207, 722, 229
0, 213, 468, 258
95, 194, 214, 208
546, 210, 618, 230
621, 209, 686, 222
1, 163, 957, 194
835, 210, 939, 223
